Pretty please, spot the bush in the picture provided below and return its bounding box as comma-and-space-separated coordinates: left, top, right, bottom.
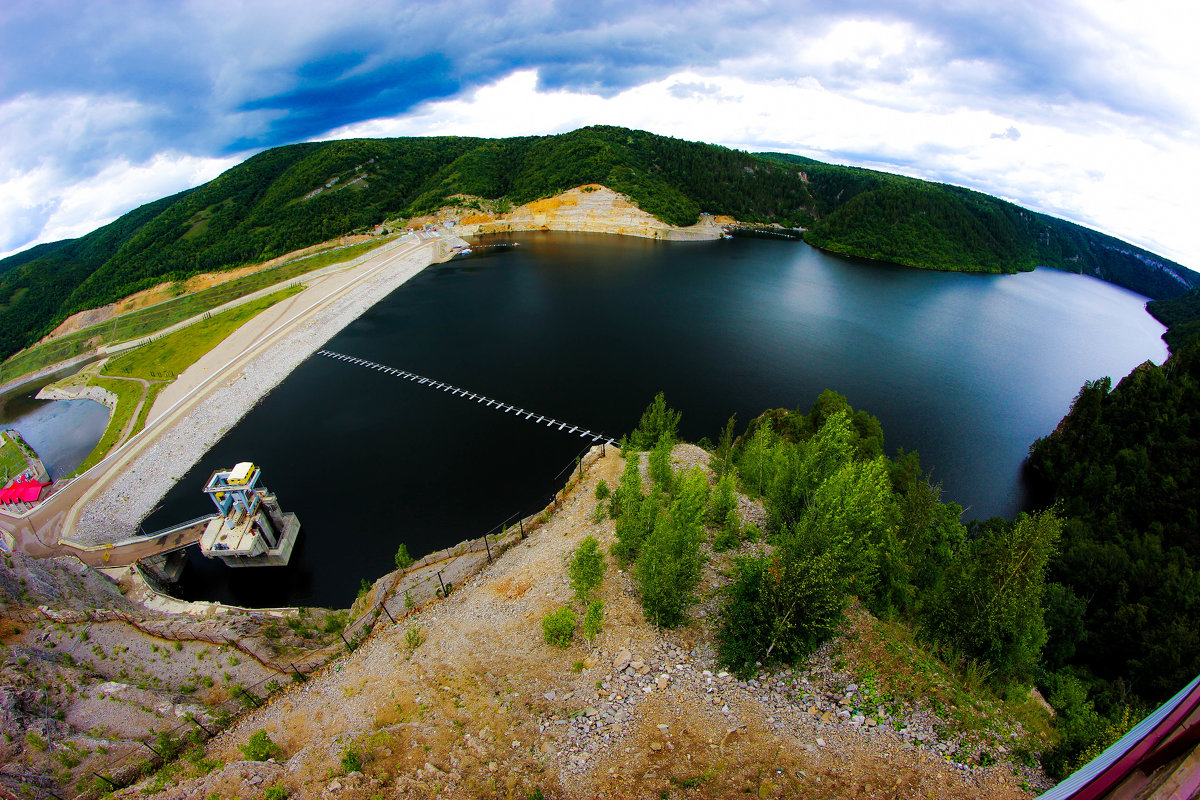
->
609, 450, 641, 520
594, 480, 610, 501
265, 786, 289, 800
582, 600, 604, 641
394, 543, 414, 570
629, 392, 682, 450
542, 607, 576, 648
717, 545, 847, 678
712, 512, 742, 552
239, 730, 283, 762
340, 747, 363, 773
404, 625, 426, 653
707, 472, 738, 527
613, 474, 660, 565
634, 469, 708, 628
922, 510, 1061, 681
648, 437, 674, 492
569, 536, 607, 601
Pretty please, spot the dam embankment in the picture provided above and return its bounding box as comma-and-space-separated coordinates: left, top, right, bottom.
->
67, 234, 465, 545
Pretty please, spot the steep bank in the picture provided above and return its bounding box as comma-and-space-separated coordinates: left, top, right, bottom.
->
99, 445, 1050, 800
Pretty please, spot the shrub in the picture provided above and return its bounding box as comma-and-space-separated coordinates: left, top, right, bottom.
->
239, 730, 283, 762
404, 625, 426, 653
394, 543, 414, 570
922, 510, 1061, 681
712, 522, 740, 552
582, 600, 604, 641
594, 480, 610, 501
541, 607, 576, 648
340, 747, 363, 773
707, 472, 738, 527
608, 450, 642, 521
629, 392, 682, 450
613, 485, 662, 565
648, 437, 674, 492
716, 546, 846, 678
634, 469, 709, 628
569, 536, 607, 601
265, 786, 289, 800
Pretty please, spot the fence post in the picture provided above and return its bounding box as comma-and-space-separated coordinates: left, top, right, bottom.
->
380, 603, 396, 624
483, 533, 492, 562
519, 517, 525, 539
437, 570, 447, 597
189, 714, 213, 736
290, 663, 307, 682
140, 740, 163, 758
92, 773, 118, 791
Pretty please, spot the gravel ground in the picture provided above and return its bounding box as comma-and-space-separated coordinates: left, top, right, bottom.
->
112, 448, 1051, 800
74, 242, 444, 544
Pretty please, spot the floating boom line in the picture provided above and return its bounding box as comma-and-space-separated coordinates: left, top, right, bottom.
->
316, 350, 618, 445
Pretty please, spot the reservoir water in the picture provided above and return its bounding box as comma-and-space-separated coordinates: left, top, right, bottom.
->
144, 232, 1167, 608
0, 390, 109, 480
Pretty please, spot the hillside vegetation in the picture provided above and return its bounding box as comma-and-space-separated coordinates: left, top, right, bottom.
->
2, 126, 1196, 363
1147, 286, 1200, 352
1026, 337, 1200, 737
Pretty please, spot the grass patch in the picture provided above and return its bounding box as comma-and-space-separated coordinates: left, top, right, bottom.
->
71, 284, 304, 475
72, 377, 142, 474
0, 436, 29, 482
103, 285, 305, 380
130, 381, 169, 437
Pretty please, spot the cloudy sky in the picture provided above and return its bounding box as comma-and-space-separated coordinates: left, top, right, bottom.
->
3, 0, 1199, 269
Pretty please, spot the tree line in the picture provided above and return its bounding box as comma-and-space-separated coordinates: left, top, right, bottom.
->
3, 126, 1196, 364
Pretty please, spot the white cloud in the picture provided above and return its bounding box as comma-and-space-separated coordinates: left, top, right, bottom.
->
0, 151, 239, 259
5, 1, 1199, 272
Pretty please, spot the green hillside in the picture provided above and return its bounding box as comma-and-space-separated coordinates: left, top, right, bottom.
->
2, 125, 1196, 363
1027, 336, 1200, 707
1148, 287, 1200, 352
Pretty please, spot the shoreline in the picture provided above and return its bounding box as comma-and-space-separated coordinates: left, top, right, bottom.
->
69, 235, 462, 544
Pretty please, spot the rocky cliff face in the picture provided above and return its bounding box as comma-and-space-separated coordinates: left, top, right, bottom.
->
451, 185, 725, 241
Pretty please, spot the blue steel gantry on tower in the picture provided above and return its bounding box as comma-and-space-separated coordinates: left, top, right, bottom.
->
198, 462, 300, 567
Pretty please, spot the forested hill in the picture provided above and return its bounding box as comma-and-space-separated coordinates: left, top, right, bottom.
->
2, 125, 1196, 361
1026, 337, 1200, 707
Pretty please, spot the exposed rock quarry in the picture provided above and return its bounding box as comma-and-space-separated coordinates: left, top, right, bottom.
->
451, 185, 727, 240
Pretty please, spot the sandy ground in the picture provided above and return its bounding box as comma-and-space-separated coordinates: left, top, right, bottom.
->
116, 448, 1045, 800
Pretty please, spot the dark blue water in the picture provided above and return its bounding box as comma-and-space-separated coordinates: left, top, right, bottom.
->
145, 232, 1167, 608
